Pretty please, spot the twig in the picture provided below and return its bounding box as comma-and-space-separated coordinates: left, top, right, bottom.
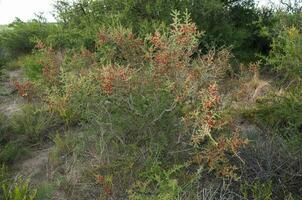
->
151, 101, 177, 124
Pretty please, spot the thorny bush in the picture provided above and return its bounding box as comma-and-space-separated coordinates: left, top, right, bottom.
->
16, 11, 249, 198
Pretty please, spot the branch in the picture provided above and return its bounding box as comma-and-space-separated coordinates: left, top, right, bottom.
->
151, 102, 177, 125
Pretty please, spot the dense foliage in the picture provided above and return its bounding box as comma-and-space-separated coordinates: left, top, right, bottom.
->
1, 0, 302, 199
52, 0, 273, 60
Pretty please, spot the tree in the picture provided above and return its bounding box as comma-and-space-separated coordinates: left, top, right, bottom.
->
53, 0, 271, 60
280, 0, 302, 12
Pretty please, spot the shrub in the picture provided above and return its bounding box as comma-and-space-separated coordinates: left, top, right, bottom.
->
24, 11, 248, 199
54, 0, 268, 61
0, 140, 27, 164
45, 27, 95, 51
96, 26, 146, 67
43, 70, 101, 124
17, 53, 44, 81
128, 163, 183, 200
10, 105, 59, 143
0, 47, 9, 67
0, 19, 55, 60
239, 132, 302, 199
248, 88, 302, 137
267, 26, 302, 81
0, 113, 9, 138
0, 113, 28, 164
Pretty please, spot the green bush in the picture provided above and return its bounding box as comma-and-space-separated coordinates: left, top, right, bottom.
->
17, 53, 44, 81
53, 0, 270, 61
0, 140, 27, 164
0, 113, 9, 138
267, 26, 302, 81
249, 89, 302, 136
0, 18, 56, 61
45, 27, 95, 50
128, 163, 183, 200
0, 47, 9, 67
0, 113, 28, 164
10, 105, 59, 143
34, 12, 248, 199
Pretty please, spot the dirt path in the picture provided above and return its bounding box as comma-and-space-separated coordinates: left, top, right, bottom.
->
16, 149, 50, 183
0, 68, 67, 199
0, 69, 24, 117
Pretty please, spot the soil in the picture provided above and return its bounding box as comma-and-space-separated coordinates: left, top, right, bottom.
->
0, 68, 67, 199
